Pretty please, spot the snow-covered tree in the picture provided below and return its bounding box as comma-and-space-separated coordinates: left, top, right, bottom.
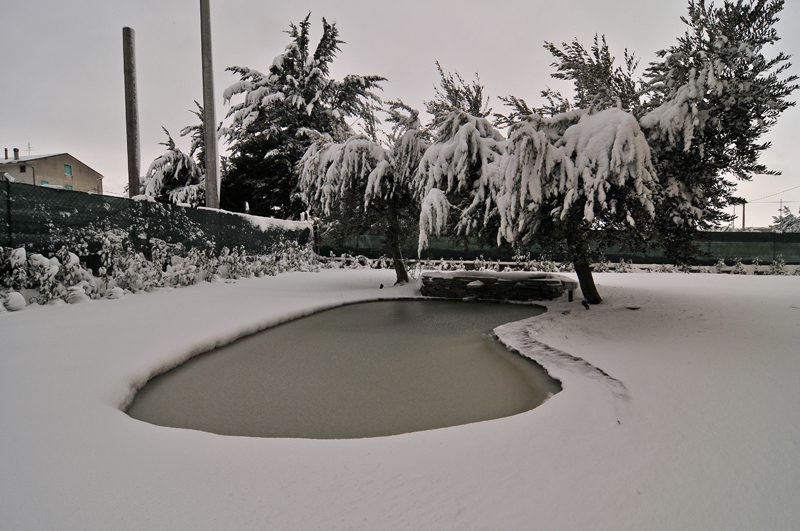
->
771, 206, 800, 232
418, 0, 795, 304
493, 108, 658, 303
640, 0, 797, 262
416, 111, 505, 254
299, 102, 428, 284
180, 101, 208, 172
140, 128, 205, 207
222, 14, 384, 219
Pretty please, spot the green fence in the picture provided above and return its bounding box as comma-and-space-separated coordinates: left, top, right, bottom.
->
1, 181, 311, 271
321, 231, 800, 265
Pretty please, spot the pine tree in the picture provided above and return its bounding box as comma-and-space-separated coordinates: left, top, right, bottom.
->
140, 128, 205, 207
222, 14, 385, 219
416, 111, 505, 253
179, 101, 207, 171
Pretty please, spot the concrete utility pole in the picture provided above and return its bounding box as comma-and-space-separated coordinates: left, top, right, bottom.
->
742, 201, 746, 230
122, 27, 140, 197
200, 0, 220, 209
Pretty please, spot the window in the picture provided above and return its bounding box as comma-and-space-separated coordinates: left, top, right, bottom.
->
64, 164, 72, 176
40, 181, 49, 185
19, 165, 26, 173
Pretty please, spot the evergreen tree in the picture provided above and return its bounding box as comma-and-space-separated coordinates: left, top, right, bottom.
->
140, 128, 205, 207
299, 102, 428, 284
222, 14, 384, 219
771, 206, 800, 232
179, 101, 207, 171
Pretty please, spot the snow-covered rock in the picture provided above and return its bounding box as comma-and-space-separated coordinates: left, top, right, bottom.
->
3, 291, 26, 311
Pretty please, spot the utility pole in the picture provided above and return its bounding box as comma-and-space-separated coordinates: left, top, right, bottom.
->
742, 201, 746, 230
200, 0, 220, 209
123, 27, 140, 197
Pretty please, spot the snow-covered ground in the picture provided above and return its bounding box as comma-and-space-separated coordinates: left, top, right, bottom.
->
2, 269, 799, 530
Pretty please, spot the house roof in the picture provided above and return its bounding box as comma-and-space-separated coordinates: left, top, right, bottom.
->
1, 153, 67, 163
0, 152, 103, 177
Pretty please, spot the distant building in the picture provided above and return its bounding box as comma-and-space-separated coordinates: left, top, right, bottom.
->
1, 148, 103, 194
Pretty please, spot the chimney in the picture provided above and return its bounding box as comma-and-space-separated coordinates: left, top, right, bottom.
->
4, 148, 7, 160
13, 148, 20, 160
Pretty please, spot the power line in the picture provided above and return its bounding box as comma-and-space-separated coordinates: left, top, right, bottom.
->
749, 184, 800, 202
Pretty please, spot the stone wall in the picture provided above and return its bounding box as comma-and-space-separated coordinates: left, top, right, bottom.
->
420, 272, 577, 302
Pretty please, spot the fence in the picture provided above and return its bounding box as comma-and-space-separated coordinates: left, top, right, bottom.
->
321, 231, 800, 265
1, 181, 312, 271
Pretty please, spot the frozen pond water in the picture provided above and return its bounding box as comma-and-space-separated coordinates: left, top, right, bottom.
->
126, 300, 561, 438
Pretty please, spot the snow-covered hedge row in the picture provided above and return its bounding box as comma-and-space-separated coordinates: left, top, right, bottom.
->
322, 252, 798, 278
0, 236, 319, 313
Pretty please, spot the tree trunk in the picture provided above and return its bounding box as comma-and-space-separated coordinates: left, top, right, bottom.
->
386, 206, 409, 285
390, 242, 409, 284
573, 257, 602, 304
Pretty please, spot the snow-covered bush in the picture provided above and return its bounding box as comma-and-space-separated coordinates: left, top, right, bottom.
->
0, 235, 320, 311
769, 255, 786, 276
2, 291, 26, 312
616, 258, 633, 273
732, 257, 746, 275
2, 247, 29, 291
593, 258, 612, 273
714, 258, 727, 274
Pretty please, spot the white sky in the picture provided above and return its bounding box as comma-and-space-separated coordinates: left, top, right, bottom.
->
1, 0, 798, 227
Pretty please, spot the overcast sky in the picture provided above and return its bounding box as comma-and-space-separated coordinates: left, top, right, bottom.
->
2, 0, 798, 226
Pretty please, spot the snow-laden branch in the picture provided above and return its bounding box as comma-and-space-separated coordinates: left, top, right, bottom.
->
414, 112, 504, 247
495, 108, 657, 244
416, 112, 504, 201
640, 66, 712, 152
298, 136, 387, 216
418, 188, 452, 253
559, 108, 657, 222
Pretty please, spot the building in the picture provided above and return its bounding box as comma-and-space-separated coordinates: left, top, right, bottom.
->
1, 148, 103, 194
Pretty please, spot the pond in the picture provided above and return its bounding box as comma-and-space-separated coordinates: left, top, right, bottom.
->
126, 300, 561, 438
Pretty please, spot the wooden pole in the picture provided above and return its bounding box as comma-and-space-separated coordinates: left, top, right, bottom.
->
200, 0, 220, 209
123, 27, 140, 197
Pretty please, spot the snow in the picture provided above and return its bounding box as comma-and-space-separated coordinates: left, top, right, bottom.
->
211, 209, 312, 234
2, 269, 800, 530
